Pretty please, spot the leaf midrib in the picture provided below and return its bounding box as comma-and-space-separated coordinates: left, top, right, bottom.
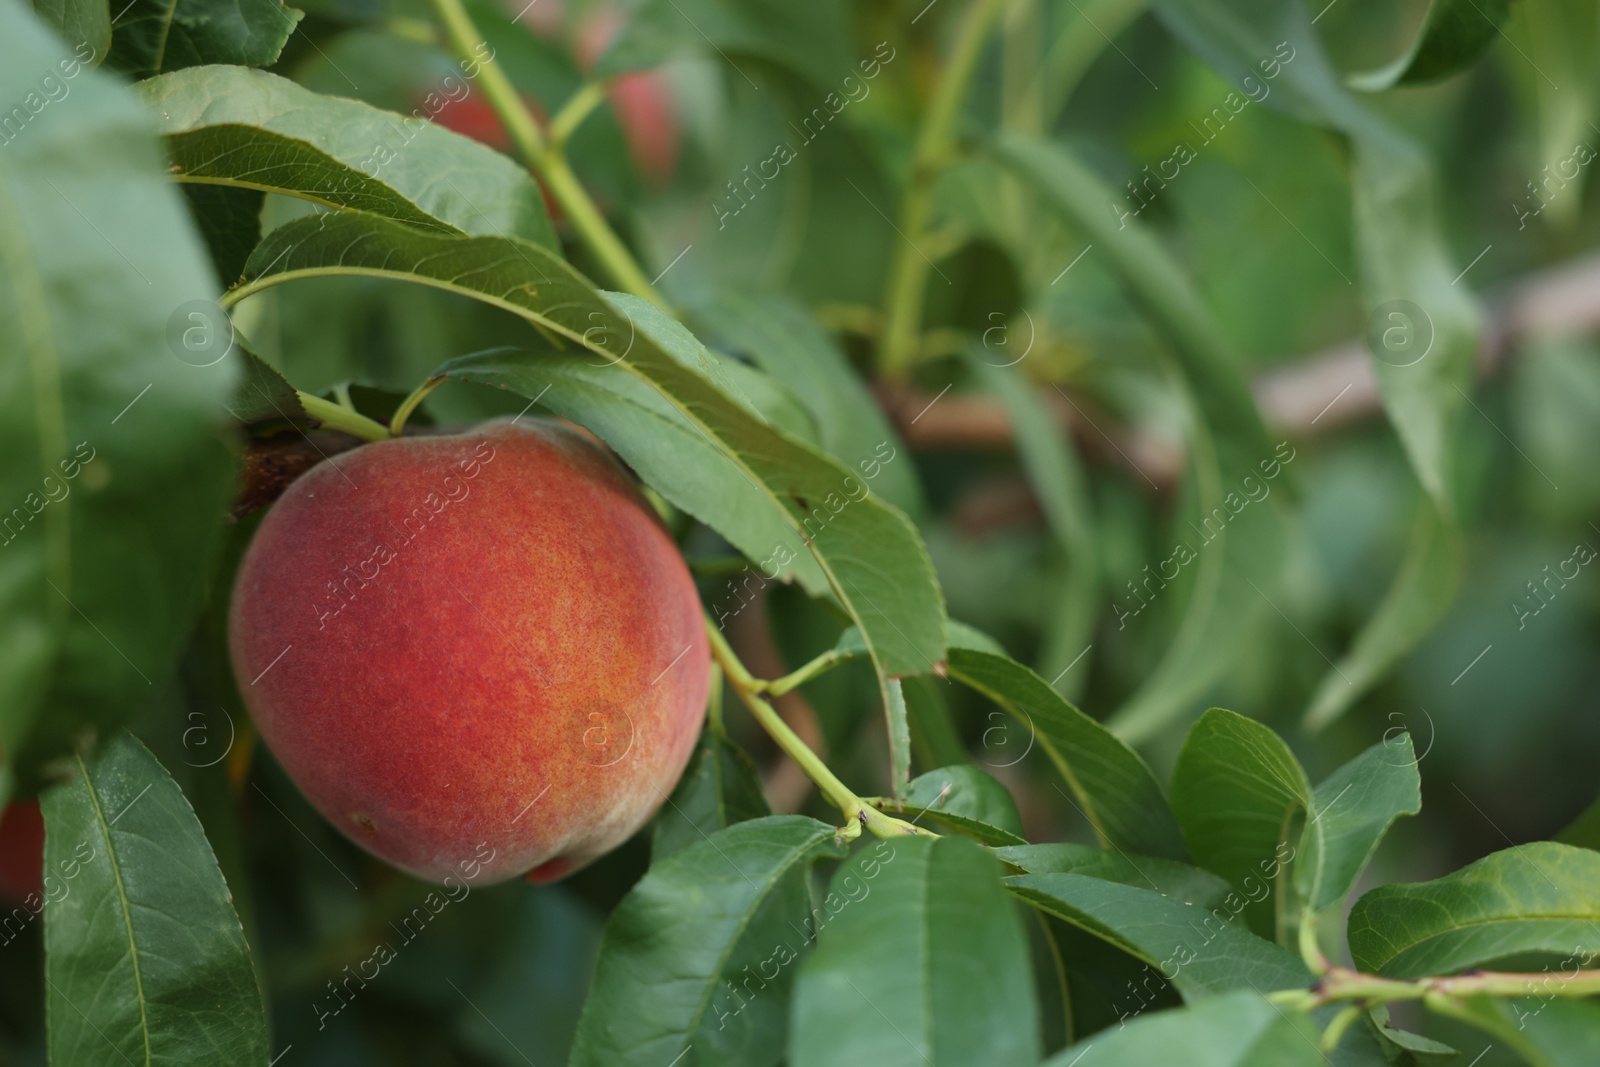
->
75, 752, 152, 1066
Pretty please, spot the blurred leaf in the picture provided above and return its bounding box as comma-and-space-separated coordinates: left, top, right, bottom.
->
791, 836, 1040, 1067
997, 843, 1232, 909
1303, 501, 1463, 731
42, 733, 268, 1065
651, 722, 770, 862
1041, 990, 1323, 1066
1504, 1, 1600, 230
569, 816, 845, 1067
1007, 872, 1309, 997
1168, 708, 1310, 939
1294, 733, 1421, 913
696, 291, 925, 520
945, 622, 1189, 861
993, 133, 1286, 743
969, 354, 1099, 702
0, 6, 236, 796
1150, 0, 1479, 510
1348, 0, 1513, 90
1348, 841, 1600, 976
107, 0, 300, 77
1555, 789, 1600, 851
137, 66, 556, 248
595, 0, 856, 92
1153, 0, 1478, 725
1430, 996, 1600, 1067
29, 0, 108, 61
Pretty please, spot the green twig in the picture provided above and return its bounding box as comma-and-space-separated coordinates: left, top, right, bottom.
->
1272, 966, 1600, 1012
389, 375, 445, 437
705, 619, 933, 841
549, 80, 612, 147
296, 391, 391, 442
878, 0, 1010, 377
1319, 1004, 1363, 1053
425, 0, 668, 309
761, 648, 848, 697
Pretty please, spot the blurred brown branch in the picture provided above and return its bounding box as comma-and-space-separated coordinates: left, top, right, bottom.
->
882, 251, 1600, 489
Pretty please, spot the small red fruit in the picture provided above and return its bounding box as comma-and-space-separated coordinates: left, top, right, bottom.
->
228, 420, 709, 885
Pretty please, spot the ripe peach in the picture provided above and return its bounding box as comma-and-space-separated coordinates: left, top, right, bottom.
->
229, 420, 709, 885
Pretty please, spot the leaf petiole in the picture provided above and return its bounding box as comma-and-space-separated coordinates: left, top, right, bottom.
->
295, 391, 391, 442
705, 618, 933, 841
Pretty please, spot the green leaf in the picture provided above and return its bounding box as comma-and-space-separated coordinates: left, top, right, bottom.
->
651, 723, 770, 862
136, 66, 556, 249
228, 340, 305, 427
969, 355, 1099, 702
0, 6, 236, 795
902, 765, 1024, 838
1294, 734, 1421, 914
569, 816, 845, 1067
41, 733, 268, 1065
790, 836, 1040, 1067
1041, 990, 1323, 1067
1151, 0, 1477, 724
1348, 841, 1600, 977
996, 844, 1232, 910
1168, 708, 1311, 941
871, 766, 1026, 846
992, 133, 1287, 743
1554, 789, 1600, 851
945, 623, 1188, 861
29, 0, 109, 61
179, 183, 265, 287
1006, 872, 1309, 998
108, 0, 301, 77
1302, 501, 1463, 731
228, 210, 947, 715
595, 0, 858, 93
1348, 0, 1513, 90
1431, 996, 1600, 1067
695, 291, 924, 520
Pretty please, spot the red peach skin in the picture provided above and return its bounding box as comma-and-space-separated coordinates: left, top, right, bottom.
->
229, 420, 708, 885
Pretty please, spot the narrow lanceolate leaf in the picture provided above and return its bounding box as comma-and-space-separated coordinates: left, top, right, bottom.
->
570, 817, 845, 1067
992, 133, 1287, 744
1006, 872, 1309, 999
791, 836, 1040, 1067
137, 66, 556, 250
1348, 841, 1600, 978
231, 210, 946, 682
108, 0, 301, 77
1042, 991, 1323, 1067
996, 844, 1231, 910
1303, 503, 1462, 731
1153, 0, 1478, 728
945, 623, 1187, 860
1294, 734, 1421, 913
970, 356, 1099, 702
651, 723, 769, 862
1169, 709, 1311, 940
42, 734, 269, 1065
0, 6, 236, 798
1348, 0, 1514, 90
695, 292, 925, 520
